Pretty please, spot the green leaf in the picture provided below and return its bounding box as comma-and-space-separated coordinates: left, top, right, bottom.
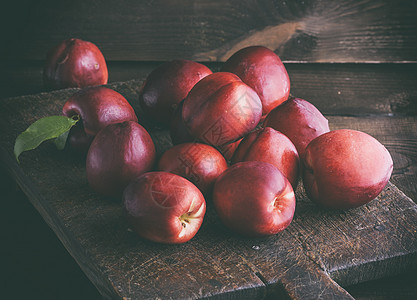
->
14, 115, 80, 162
54, 130, 71, 150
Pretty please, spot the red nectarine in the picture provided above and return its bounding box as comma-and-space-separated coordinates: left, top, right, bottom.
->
221, 46, 290, 117
213, 161, 295, 237
158, 143, 227, 196
62, 86, 138, 152
86, 121, 155, 198
123, 172, 206, 244
182, 72, 262, 147
232, 127, 300, 189
303, 129, 393, 209
44, 38, 108, 89
139, 60, 212, 126
264, 97, 329, 159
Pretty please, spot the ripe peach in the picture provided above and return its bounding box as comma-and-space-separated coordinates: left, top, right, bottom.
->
221, 46, 290, 117
139, 60, 212, 126
213, 161, 295, 237
123, 172, 206, 244
158, 143, 228, 196
62, 86, 137, 153
263, 97, 329, 159
43, 38, 108, 89
182, 72, 262, 146
232, 127, 300, 189
86, 121, 155, 198
303, 129, 393, 209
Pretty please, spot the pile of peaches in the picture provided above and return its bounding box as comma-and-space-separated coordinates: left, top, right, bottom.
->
41, 39, 393, 244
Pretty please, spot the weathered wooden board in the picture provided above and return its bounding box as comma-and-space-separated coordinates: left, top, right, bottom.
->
2, 62, 417, 114
2, 0, 417, 62
1, 80, 417, 299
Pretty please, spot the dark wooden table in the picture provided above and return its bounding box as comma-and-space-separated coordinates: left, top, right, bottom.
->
1, 1, 417, 299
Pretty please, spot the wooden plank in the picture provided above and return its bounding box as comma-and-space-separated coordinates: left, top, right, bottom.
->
2, 62, 417, 117
2, 0, 417, 62
234, 183, 417, 298
1, 80, 417, 299
289, 63, 417, 117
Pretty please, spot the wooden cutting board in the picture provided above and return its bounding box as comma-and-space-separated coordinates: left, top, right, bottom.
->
1, 80, 417, 299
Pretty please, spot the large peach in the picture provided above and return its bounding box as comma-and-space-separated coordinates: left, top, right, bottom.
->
86, 121, 155, 198
62, 86, 137, 153
43, 38, 108, 89
231, 127, 300, 189
158, 143, 228, 196
182, 72, 262, 147
123, 172, 206, 244
263, 97, 329, 159
213, 161, 295, 237
303, 129, 393, 209
221, 46, 290, 117
170, 101, 243, 160
139, 60, 212, 126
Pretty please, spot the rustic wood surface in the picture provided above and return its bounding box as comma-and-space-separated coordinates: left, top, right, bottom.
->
2, 0, 417, 63
1, 78, 416, 299
1, 0, 417, 298
3, 62, 417, 112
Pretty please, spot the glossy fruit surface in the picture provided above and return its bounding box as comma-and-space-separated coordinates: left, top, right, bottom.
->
62, 86, 137, 152
158, 143, 227, 195
139, 60, 212, 126
44, 38, 108, 89
232, 127, 300, 189
86, 121, 155, 198
182, 72, 262, 146
221, 46, 290, 117
264, 97, 329, 159
123, 171, 206, 244
303, 129, 393, 209
213, 161, 295, 237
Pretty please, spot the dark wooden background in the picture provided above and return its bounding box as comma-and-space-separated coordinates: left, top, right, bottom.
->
1, 0, 417, 299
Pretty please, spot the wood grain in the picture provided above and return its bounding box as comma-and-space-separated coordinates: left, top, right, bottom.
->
289, 63, 417, 117
1, 80, 416, 299
2, 62, 417, 116
2, 0, 417, 62
2, 0, 417, 298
